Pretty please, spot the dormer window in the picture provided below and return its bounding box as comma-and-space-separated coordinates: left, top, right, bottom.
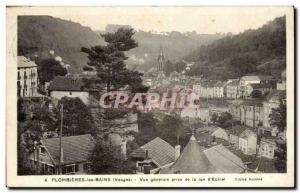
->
40, 146, 46, 154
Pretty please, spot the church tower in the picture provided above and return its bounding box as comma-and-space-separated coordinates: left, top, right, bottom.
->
157, 45, 165, 72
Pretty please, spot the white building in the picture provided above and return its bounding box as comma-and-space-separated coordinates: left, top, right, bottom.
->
48, 76, 89, 105
239, 76, 260, 98
238, 129, 257, 155
258, 137, 277, 159
17, 56, 38, 97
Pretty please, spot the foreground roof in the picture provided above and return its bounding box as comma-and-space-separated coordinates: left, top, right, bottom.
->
204, 144, 246, 173
48, 76, 85, 91
130, 137, 175, 167
160, 136, 217, 174
241, 76, 260, 82
41, 134, 95, 165
18, 56, 38, 68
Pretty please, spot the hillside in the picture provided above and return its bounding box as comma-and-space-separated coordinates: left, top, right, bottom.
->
98, 24, 226, 71
18, 16, 104, 73
183, 16, 286, 80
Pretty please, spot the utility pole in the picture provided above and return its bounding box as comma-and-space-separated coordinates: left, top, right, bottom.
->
59, 104, 63, 175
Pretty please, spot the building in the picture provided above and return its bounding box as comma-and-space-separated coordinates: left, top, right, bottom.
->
277, 70, 286, 90
227, 125, 247, 148
29, 134, 95, 174
129, 137, 176, 174
239, 76, 260, 98
180, 106, 210, 123
160, 135, 246, 174
228, 100, 244, 121
258, 136, 277, 159
262, 90, 286, 128
245, 82, 274, 98
240, 100, 264, 129
203, 144, 246, 173
160, 135, 217, 174
195, 126, 229, 147
213, 81, 225, 98
226, 79, 239, 99
48, 76, 90, 105
238, 129, 257, 155
17, 56, 38, 97
193, 80, 224, 98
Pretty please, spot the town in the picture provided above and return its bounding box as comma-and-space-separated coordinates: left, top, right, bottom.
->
17, 18, 287, 176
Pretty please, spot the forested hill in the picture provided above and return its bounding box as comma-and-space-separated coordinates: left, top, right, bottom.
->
184, 16, 286, 80
97, 24, 227, 71
18, 16, 104, 73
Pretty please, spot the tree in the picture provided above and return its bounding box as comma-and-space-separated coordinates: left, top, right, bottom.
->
269, 100, 287, 172
37, 58, 67, 85
164, 60, 175, 76
274, 142, 287, 173
54, 97, 95, 136
269, 100, 286, 132
134, 112, 159, 146
157, 114, 188, 147
211, 113, 218, 124
89, 138, 129, 174
81, 28, 147, 93
18, 99, 56, 152
250, 90, 263, 98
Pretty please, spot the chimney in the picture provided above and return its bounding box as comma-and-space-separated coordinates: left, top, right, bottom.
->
121, 140, 127, 160
60, 147, 64, 163
174, 145, 181, 160
145, 150, 149, 160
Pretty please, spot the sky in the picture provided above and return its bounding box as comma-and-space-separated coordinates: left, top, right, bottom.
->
11, 6, 289, 34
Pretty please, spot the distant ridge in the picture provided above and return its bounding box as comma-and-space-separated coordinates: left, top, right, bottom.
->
18, 16, 104, 73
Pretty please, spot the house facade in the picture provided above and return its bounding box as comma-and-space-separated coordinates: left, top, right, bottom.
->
226, 79, 239, 99
258, 137, 277, 159
240, 100, 264, 129
17, 56, 38, 97
129, 137, 176, 174
238, 129, 257, 155
262, 90, 286, 128
29, 134, 95, 174
238, 76, 260, 98
48, 76, 90, 105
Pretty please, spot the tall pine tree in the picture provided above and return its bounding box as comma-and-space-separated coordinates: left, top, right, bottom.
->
81, 28, 147, 93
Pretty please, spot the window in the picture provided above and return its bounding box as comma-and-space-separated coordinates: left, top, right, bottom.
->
40, 147, 46, 154
62, 164, 78, 174
83, 163, 90, 171
75, 164, 79, 172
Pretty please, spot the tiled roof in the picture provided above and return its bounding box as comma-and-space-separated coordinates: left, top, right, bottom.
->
48, 76, 85, 91
241, 100, 263, 107
18, 56, 38, 68
248, 157, 278, 173
204, 144, 246, 173
130, 137, 175, 167
239, 128, 256, 139
241, 76, 260, 82
41, 134, 95, 165
227, 79, 239, 87
160, 136, 217, 174
264, 90, 286, 102
227, 125, 248, 136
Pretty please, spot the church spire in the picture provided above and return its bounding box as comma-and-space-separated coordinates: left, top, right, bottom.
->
157, 44, 165, 72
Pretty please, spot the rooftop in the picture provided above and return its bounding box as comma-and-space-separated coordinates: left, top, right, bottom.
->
41, 134, 95, 165
241, 76, 260, 82
204, 144, 246, 173
130, 137, 175, 167
48, 76, 85, 91
160, 135, 217, 174
18, 56, 38, 68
